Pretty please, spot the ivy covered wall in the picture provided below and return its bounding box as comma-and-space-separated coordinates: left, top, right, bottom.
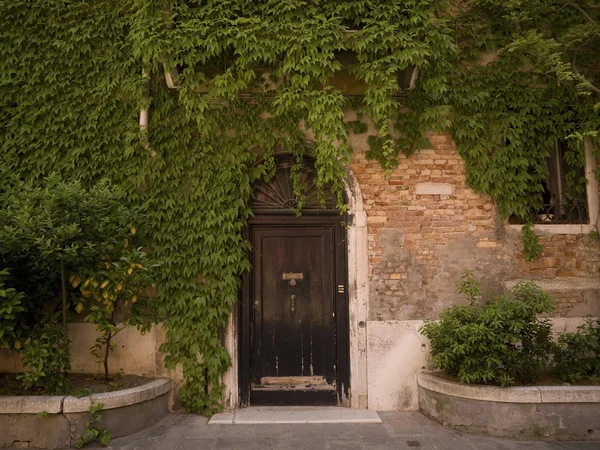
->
1, 1, 598, 413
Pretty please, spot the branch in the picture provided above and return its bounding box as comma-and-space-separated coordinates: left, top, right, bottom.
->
571, 42, 600, 94
563, 1, 596, 25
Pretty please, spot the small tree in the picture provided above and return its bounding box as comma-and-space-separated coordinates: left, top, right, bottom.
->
75, 247, 158, 379
0, 174, 138, 354
0, 174, 143, 392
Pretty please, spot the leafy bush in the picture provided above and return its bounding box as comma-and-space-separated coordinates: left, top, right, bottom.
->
553, 319, 600, 384
0, 269, 25, 349
0, 174, 146, 392
17, 315, 71, 394
421, 279, 555, 386
0, 174, 140, 350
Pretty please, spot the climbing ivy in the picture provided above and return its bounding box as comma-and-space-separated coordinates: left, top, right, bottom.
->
447, 0, 599, 221
1, 0, 598, 413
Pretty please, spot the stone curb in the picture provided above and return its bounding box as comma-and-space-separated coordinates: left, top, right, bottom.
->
540, 386, 600, 403
0, 378, 171, 414
417, 373, 541, 403
418, 373, 600, 403
63, 378, 171, 412
0, 395, 65, 414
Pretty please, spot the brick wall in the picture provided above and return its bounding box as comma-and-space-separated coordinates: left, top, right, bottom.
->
517, 234, 600, 278
348, 132, 600, 320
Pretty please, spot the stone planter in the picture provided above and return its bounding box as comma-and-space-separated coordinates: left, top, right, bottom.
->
0, 378, 171, 448
418, 373, 600, 441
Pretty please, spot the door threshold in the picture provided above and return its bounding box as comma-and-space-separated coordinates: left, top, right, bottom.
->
209, 406, 382, 425
250, 388, 336, 406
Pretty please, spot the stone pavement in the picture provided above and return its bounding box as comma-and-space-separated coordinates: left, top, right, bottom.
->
88, 411, 600, 450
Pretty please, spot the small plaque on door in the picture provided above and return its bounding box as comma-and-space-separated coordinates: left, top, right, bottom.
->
282, 272, 303, 280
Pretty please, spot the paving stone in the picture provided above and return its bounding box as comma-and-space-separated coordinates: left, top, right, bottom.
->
354, 423, 394, 441
107, 439, 143, 450
325, 439, 363, 450
178, 424, 223, 439
125, 436, 182, 450
254, 423, 290, 438
323, 423, 362, 440
214, 436, 254, 450
101, 411, 600, 450
288, 440, 325, 450
174, 437, 216, 450
429, 436, 478, 450
365, 441, 400, 450
464, 438, 537, 450
252, 436, 289, 449
288, 423, 324, 440
379, 413, 425, 436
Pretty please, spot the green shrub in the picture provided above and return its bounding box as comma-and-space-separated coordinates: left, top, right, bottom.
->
0, 174, 145, 393
553, 319, 600, 383
420, 279, 555, 386
17, 315, 71, 394
0, 269, 25, 349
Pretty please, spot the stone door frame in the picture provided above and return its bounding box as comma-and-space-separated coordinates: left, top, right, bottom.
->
222, 167, 369, 409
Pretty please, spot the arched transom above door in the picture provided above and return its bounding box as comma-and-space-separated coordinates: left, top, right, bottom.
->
251, 155, 337, 213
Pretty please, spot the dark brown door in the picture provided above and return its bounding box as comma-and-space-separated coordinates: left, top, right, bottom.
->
239, 154, 349, 406
240, 216, 349, 406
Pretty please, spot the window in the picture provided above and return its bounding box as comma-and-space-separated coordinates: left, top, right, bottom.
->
510, 140, 589, 225
538, 141, 588, 224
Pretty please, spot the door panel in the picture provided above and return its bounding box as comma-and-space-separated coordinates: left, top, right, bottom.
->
252, 227, 334, 389
239, 215, 349, 407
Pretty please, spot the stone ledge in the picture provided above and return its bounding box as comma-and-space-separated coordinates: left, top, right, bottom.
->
540, 386, 600, 403
0, 378, 172, 448
507, 224, 594, 235
0, 395, 64, 414
0, 378, 171, 415
63, 378, 171, 412
503, 277, 600, 291
418, 373, 600, 404
417, 373, 542, 403
418, 373, 600, 441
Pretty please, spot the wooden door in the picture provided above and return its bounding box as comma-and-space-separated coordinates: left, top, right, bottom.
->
240, 217, 349, 406
251, 225, 335, 404
239, 155, 349, 406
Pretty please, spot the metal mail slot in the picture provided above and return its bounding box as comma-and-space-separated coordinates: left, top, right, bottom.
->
282, 272, 304, 281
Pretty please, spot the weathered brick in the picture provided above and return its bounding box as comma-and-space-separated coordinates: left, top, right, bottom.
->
350, 134, 600, 320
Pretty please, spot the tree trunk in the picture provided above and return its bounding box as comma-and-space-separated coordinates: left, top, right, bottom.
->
104, 330, 112, 380
60, 259, 69, 357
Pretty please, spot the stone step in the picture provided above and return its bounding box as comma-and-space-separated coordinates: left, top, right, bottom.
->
209, 406, 382, 424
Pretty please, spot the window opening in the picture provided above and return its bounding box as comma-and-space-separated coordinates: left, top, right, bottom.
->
510, 141, 588, 224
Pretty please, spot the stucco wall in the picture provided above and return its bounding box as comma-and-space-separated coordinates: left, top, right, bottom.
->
0, 323, 168, 378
